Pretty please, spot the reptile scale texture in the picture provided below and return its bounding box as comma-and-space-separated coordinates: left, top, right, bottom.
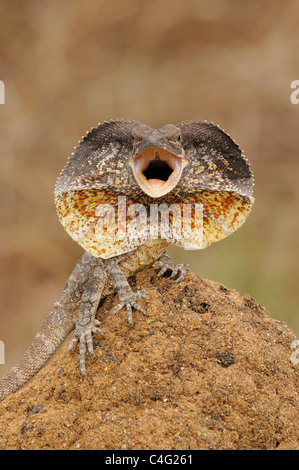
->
0, 119, 254, 401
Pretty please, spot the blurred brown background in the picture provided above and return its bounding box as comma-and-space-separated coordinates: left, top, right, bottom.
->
0, 0, 299, 373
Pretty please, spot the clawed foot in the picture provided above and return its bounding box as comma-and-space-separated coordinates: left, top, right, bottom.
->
114, 289, 147, 325
153, 259, 189, 283
68, 319, 102, 376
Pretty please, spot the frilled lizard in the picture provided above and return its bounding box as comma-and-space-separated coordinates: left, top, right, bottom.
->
0, 119, 254, 401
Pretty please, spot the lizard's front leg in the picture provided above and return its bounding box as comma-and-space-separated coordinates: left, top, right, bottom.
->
153, 250, 189, 283
104, 256, 147, 325
68, 258, 106, 376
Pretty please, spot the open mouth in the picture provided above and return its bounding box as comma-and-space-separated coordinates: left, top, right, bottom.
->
131, 147, 186, 198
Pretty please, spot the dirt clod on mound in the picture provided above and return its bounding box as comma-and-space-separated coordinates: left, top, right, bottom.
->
0, 269, 298, 450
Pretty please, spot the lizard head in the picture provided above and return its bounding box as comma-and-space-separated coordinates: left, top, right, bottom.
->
130, 124, 188, 198
55, 119, 254, 257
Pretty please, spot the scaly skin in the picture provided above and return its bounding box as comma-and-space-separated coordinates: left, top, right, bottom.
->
0, 120, 254, 401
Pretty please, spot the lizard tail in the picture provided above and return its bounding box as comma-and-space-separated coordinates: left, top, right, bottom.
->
0, 253, 92, 402
0, 302, 75, 402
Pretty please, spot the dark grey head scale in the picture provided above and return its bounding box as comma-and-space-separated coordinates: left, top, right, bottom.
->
177, 120, 254, 199
55, 119, 253, 201
131, 123, 183, 157
55, 119, 138, 195
132, 123, 180, 141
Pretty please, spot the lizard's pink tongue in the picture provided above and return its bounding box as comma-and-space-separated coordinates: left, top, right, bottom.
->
146, 178, 166, 191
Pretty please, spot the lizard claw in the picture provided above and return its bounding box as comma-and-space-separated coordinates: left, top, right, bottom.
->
114, 289, 147, 325
153, 260, 189, 283
68, 319, 102, 376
